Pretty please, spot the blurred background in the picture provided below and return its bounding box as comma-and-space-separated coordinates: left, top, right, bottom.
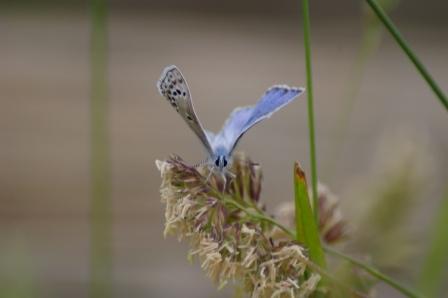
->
1, 0, 447, 297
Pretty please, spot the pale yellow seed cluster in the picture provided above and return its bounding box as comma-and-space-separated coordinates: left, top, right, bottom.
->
156, 157, 320, 297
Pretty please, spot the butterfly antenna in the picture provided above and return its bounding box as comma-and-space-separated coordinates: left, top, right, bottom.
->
193, 158, 209, 168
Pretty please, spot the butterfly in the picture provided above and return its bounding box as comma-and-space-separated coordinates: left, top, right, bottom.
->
157, 65, 304, 173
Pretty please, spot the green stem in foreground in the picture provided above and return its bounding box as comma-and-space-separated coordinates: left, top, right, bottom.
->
301, 0, 319, 223
325, 246, 424, 298
365, 0, 448, 111
221, 193, 422, 298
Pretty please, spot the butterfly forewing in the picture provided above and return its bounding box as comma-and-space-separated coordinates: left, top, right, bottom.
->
157, 65, 214, 156
212, 85, 304, 155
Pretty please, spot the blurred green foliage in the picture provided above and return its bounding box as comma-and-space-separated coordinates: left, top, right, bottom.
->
89, 0, 112, 297
0, 240, 38, 298
418, 189, 448, 297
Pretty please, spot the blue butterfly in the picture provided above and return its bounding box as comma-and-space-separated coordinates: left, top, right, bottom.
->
157, 65, 304, 172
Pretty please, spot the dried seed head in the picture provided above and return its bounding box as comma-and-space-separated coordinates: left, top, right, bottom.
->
315, 183, 348, 244
156, 154, 319, 297
273, 183, 348, 244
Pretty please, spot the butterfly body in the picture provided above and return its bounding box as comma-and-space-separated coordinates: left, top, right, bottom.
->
157, 65, 304, 172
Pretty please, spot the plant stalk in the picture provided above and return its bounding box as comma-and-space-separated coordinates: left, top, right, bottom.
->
301, 0, 319, 223
364, 0, 448, 111
325, 246, 423, 298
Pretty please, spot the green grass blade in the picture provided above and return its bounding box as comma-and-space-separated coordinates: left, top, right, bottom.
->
90, 0, 112, 297
300, 0, 319, 222
294, 162, 326, 268
364, 0, 448, 111
418, 189, 448, 297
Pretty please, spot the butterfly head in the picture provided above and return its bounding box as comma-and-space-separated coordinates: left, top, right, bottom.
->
213, 155, 228, 171
211, 145, 231, 171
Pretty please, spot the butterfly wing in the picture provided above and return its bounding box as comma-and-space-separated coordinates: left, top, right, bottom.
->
157, 65, 214, 156
213, 85, 304, 155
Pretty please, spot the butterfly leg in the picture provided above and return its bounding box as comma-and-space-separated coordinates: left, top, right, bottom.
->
223, 168, 236, 191
220, 172, 228, 192
225, 169, 236, 180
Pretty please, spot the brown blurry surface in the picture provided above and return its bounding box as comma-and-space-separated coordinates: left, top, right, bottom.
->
0, 6, 447, 298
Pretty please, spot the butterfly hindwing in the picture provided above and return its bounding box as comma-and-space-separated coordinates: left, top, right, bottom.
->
212, 85, 304, 155
157, 65, 214, 156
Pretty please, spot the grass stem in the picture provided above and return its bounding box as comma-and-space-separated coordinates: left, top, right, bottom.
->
301, 0, 319, 223
365, 0, 448, 111
325, 246, 424, 298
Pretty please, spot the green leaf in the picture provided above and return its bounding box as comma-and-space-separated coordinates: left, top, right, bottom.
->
418, 188, 448, 297
294, 162, 326, 268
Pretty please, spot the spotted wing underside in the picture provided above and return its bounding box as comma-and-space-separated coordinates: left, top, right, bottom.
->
157, 65, 214, 156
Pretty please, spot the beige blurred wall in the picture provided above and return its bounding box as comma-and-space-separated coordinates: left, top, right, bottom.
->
0, 3, 447, 297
